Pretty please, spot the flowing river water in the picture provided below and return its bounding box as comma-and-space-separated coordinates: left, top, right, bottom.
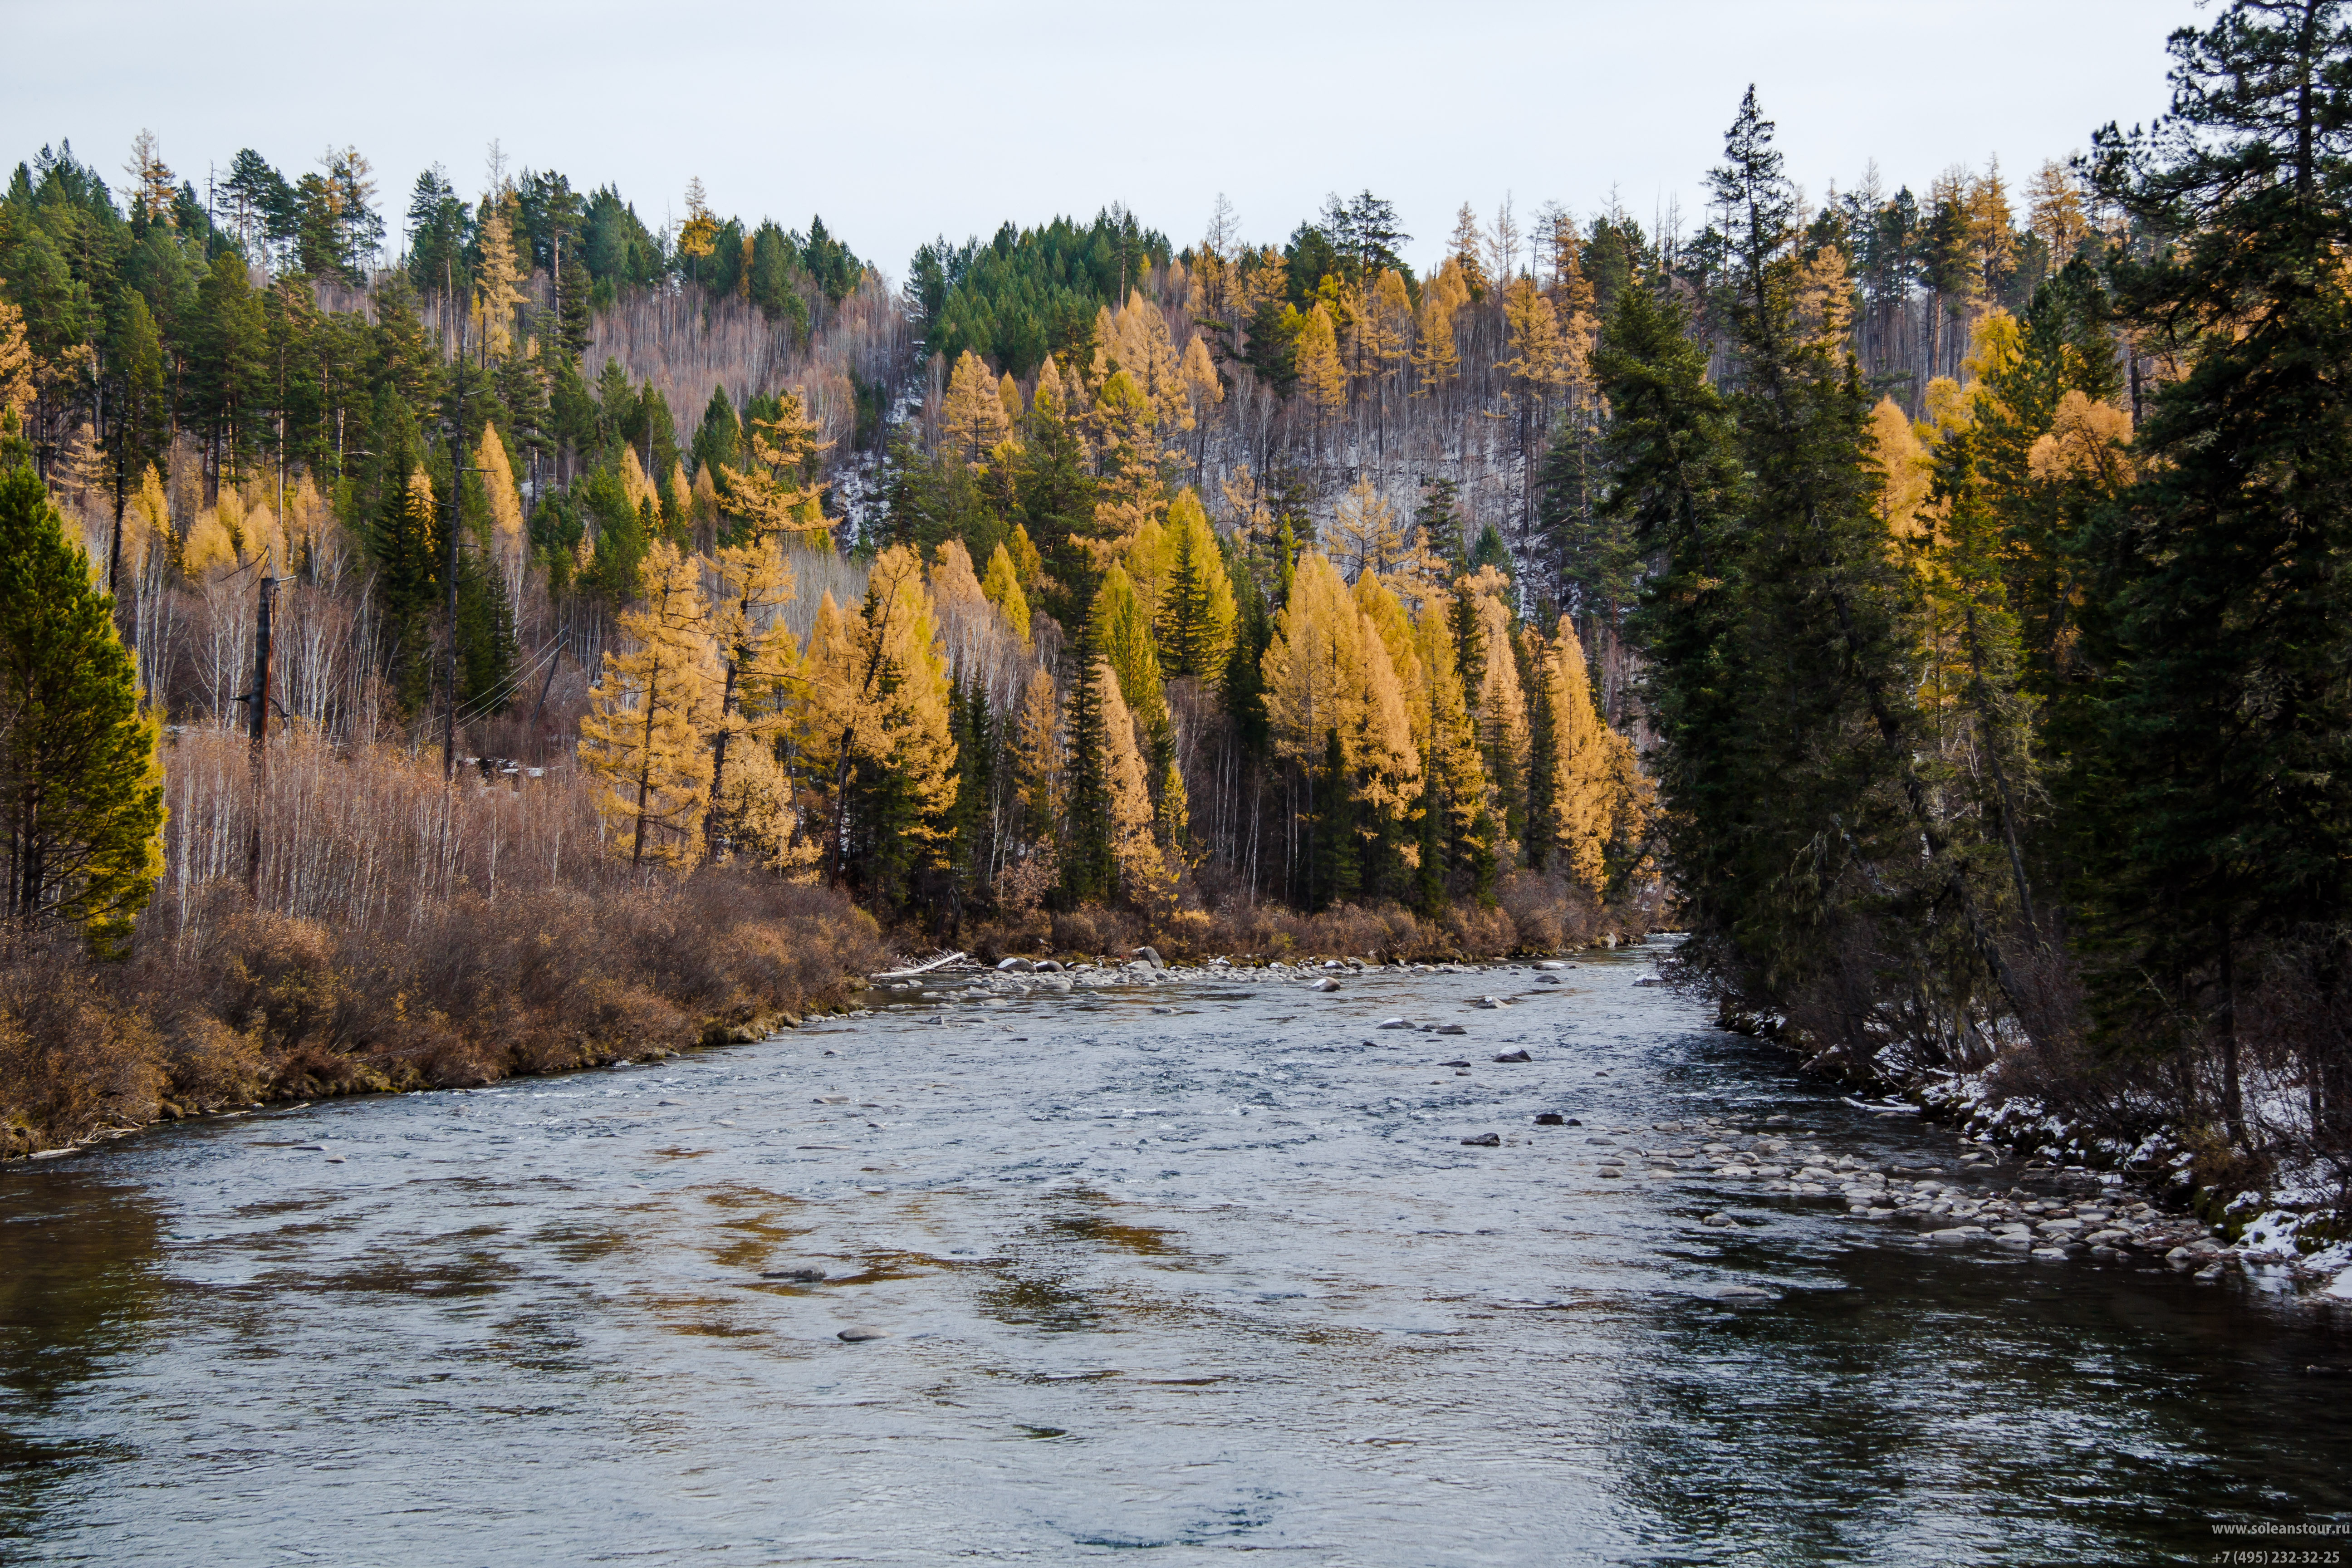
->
4, 946, 2348, 1565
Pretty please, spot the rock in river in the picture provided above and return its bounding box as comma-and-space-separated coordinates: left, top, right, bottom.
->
1493, 1049, 1532, 1063
837, 1326, 889, 1342
1461, 1132, 1501, 1147
1313, 977, 1343, 992
1534, 1113, 1566, 1126
1434, 1024, 1468, 1036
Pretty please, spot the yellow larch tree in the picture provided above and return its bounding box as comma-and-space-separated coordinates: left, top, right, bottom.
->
474, 199, 525, 358
1154, 488, 1235, 679
0, 287, 34, 422
996, 372, 1024, 444
1793, 245, 1856, 355
1499, 277, 1565, 401
2028, 159, 2091, 262
1414, 259, 1470, 395
1364, 268, 1414, 392
1012, 663, 1063, 850
1093, 656, 1171, 906
2028, 390, 2135, 488
1109, 289, 1189, 430
1461, 564, 1529, 836
937, 349, 1011, 467
579, 539, 721, 868
704, 533, 800, 862
1088, 368, 1168, 563
795, 546, 958, 881
1413, 595, 1491, 852
1327, 477, 1405, 581
1540, 618, 1617, 891
982, 541, 1032, 645
476, 421, 528, 611
1295, 301, 1347, 413
1261, 551, 1419, 818
1867, 397, 1933, 541
620, 443, 661, 522
720, 390, 830, 538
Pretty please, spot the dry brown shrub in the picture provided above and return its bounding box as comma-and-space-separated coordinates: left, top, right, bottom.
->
0, 938, 166, 1147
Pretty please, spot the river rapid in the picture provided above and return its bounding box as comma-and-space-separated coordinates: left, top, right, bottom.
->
4, 947, 2347, 1565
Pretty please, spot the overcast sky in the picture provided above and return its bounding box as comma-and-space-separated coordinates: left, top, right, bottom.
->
6, 0, 2204, 283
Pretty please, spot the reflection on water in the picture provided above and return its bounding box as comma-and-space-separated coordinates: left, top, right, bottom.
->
1, 952, 2346, 1564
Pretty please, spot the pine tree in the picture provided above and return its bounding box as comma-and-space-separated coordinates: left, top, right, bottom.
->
2075, 0, 2352, 1140
0, 466, 164, 954
578, 539, 720, 868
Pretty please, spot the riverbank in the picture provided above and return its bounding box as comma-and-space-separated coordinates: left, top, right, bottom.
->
0, 872, 887, 1162
1710, 996, 2352, 1306
11, 946, 2346, 1562
0, 881, 1661, 1164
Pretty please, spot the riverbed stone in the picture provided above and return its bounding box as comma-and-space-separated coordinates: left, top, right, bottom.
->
1434, 1024, 1468, 1035
1460, 1132, 1501, 1147
1493, 1049, 1532, 1063
1700, 1212, 1734, 1227
1534, 1113, 1565, 1126
837, 1326, 889, 1341
2032, 1247, 2068, 1260
1313, 977, 1343, 992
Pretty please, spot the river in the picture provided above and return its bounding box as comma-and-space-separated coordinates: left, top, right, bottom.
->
3, 947, 2347, 1565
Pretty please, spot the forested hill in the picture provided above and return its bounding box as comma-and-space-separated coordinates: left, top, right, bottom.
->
4, 0, 2349, 1213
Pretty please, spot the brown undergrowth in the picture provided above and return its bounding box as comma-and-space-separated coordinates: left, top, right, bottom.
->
963, 870, 1666, 966
1, 726, 886, 1158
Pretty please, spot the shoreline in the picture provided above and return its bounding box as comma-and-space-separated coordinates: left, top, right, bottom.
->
1713, 1002, 2352, 1309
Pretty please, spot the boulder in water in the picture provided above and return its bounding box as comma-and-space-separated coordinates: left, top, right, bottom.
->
1313, 977, 1343, 992
1493, 1049, 1532, 1063
997, 957, 1034, 972
1534, 1112, 1565, 1126
837, 1326, 889, 1342
1434, 1024, 1468, 1036
1460, 1132, 1501, 1147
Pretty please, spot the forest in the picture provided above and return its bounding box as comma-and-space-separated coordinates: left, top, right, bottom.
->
1, 0, 2347, 1207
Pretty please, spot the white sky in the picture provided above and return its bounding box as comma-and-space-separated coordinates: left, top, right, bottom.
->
5, 0, 2204, 284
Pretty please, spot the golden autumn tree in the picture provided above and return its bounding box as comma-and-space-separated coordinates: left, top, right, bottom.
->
1093, 655, 1169, 905
1089, 368, 1168, 560
1460, 564, 1529, 850
476, 421, 527, 611
1414, 258, 1470, 394
1155, 488, 1235, 678
937, 349, 1011, 467
719, 390, 829, 538
1327, 477, 1405, 581
796, 545, 957, 899
1538, 618, 1617, 891
1867, 397, 1934, 541
981, 542, 1032, 644
474, 199, 525, 358
1263, 553, 1421, 864
0, 287, 34, 423
579, 540, 721, 868
704, 530, 800, 862
1295, 300, 1347, 413
1012, 663, 1063, 848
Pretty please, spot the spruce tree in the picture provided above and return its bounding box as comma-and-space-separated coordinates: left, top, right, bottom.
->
0, 466, 164, 954
2075, 0, 2352, 1139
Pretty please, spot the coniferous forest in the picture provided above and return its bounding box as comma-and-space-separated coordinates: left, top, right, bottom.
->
1, 0, 2348, 1222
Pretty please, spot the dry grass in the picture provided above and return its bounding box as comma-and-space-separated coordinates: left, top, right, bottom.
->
0, 730, 883, 1156
960, 868, 1658, 967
